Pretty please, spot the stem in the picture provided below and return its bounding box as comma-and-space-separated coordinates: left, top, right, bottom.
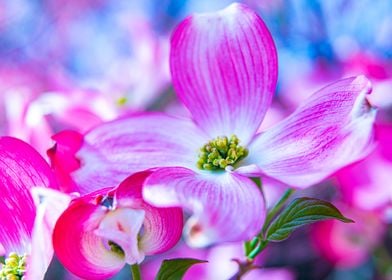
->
244, 237, 259, 256
247, 240, 268, 260
131, 264, 142, 280
240, 188, 295, 275
261, 188, 295, 235
228, 259, 256, 280
244, 240, 252, 256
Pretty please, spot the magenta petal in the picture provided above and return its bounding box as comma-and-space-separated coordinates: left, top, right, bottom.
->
143, 168, 265, 247
242, 76, 376, 188
139, 203, 184, 255
336, 124, 392, 211
47, 130, 83, 193
115, 172, 184, 256
26, 187, 72, 280
0, 137, 58, 252
73, 113, 208, 191
170, 3, 277, 143
376, 123, 392, 161
53, 191, 125, 280
336, 154, 391, 211
54, 173, 183, 279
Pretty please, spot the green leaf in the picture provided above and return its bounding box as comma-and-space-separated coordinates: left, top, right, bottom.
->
155, 258, 207, 280
266, 197, 354, 242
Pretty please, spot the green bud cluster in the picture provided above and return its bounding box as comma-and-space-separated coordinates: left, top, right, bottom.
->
0, 253, 27, 280
197, 135, 248, 170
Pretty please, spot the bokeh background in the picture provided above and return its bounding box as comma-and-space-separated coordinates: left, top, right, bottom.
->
1, 0, 392, 279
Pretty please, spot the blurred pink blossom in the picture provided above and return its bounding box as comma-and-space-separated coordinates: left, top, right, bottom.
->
312, 204, 385, 268
336, 124, 392, 216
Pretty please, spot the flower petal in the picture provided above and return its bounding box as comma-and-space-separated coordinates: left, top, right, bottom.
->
53, 190, 125, 280
0, 137, 58, 252
170, 3, 277, 144
376, 123, 392, 161
143, 168, 265, 247
26, 187, 72, 280
72, 113, 208, 192
47, 130, 83, 193
54, 172, 184, 279
241, 76, 376, 188
114, 172, 184, 256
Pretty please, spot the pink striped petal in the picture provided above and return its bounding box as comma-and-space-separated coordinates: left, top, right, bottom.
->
54, 173, 183, 279
114, 172, 184, 255
0, 137, 58, 252
170, 3, 277, 144
240, 76, 376, 188
143, 167, 265, 247
73, 113, 208, 192
53, 190, 125, 280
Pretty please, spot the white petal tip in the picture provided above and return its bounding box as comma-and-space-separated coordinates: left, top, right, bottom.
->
195, 2, 243, 18
183, 218, 216, 248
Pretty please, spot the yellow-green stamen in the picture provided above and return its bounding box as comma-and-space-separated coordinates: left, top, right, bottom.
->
116, 96, 128, 106
0, 253, 27, 280
197, 135, 248, 170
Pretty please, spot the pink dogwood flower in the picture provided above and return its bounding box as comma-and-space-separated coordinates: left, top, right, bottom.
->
53, 171, 183, 279
50, 3, 376, 247
0, 136, 72, 279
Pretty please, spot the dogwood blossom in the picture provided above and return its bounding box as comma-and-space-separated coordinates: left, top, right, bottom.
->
50, 3, 376, 247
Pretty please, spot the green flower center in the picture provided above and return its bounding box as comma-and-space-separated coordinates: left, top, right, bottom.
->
108, 240, 125, 257
197, 135, 248, 170
0, 253, 27, 280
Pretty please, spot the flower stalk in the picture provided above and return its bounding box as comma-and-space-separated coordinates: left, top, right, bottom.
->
131, 264, 142, 280
261, 189, 295, 235
245, 188, 295, 261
